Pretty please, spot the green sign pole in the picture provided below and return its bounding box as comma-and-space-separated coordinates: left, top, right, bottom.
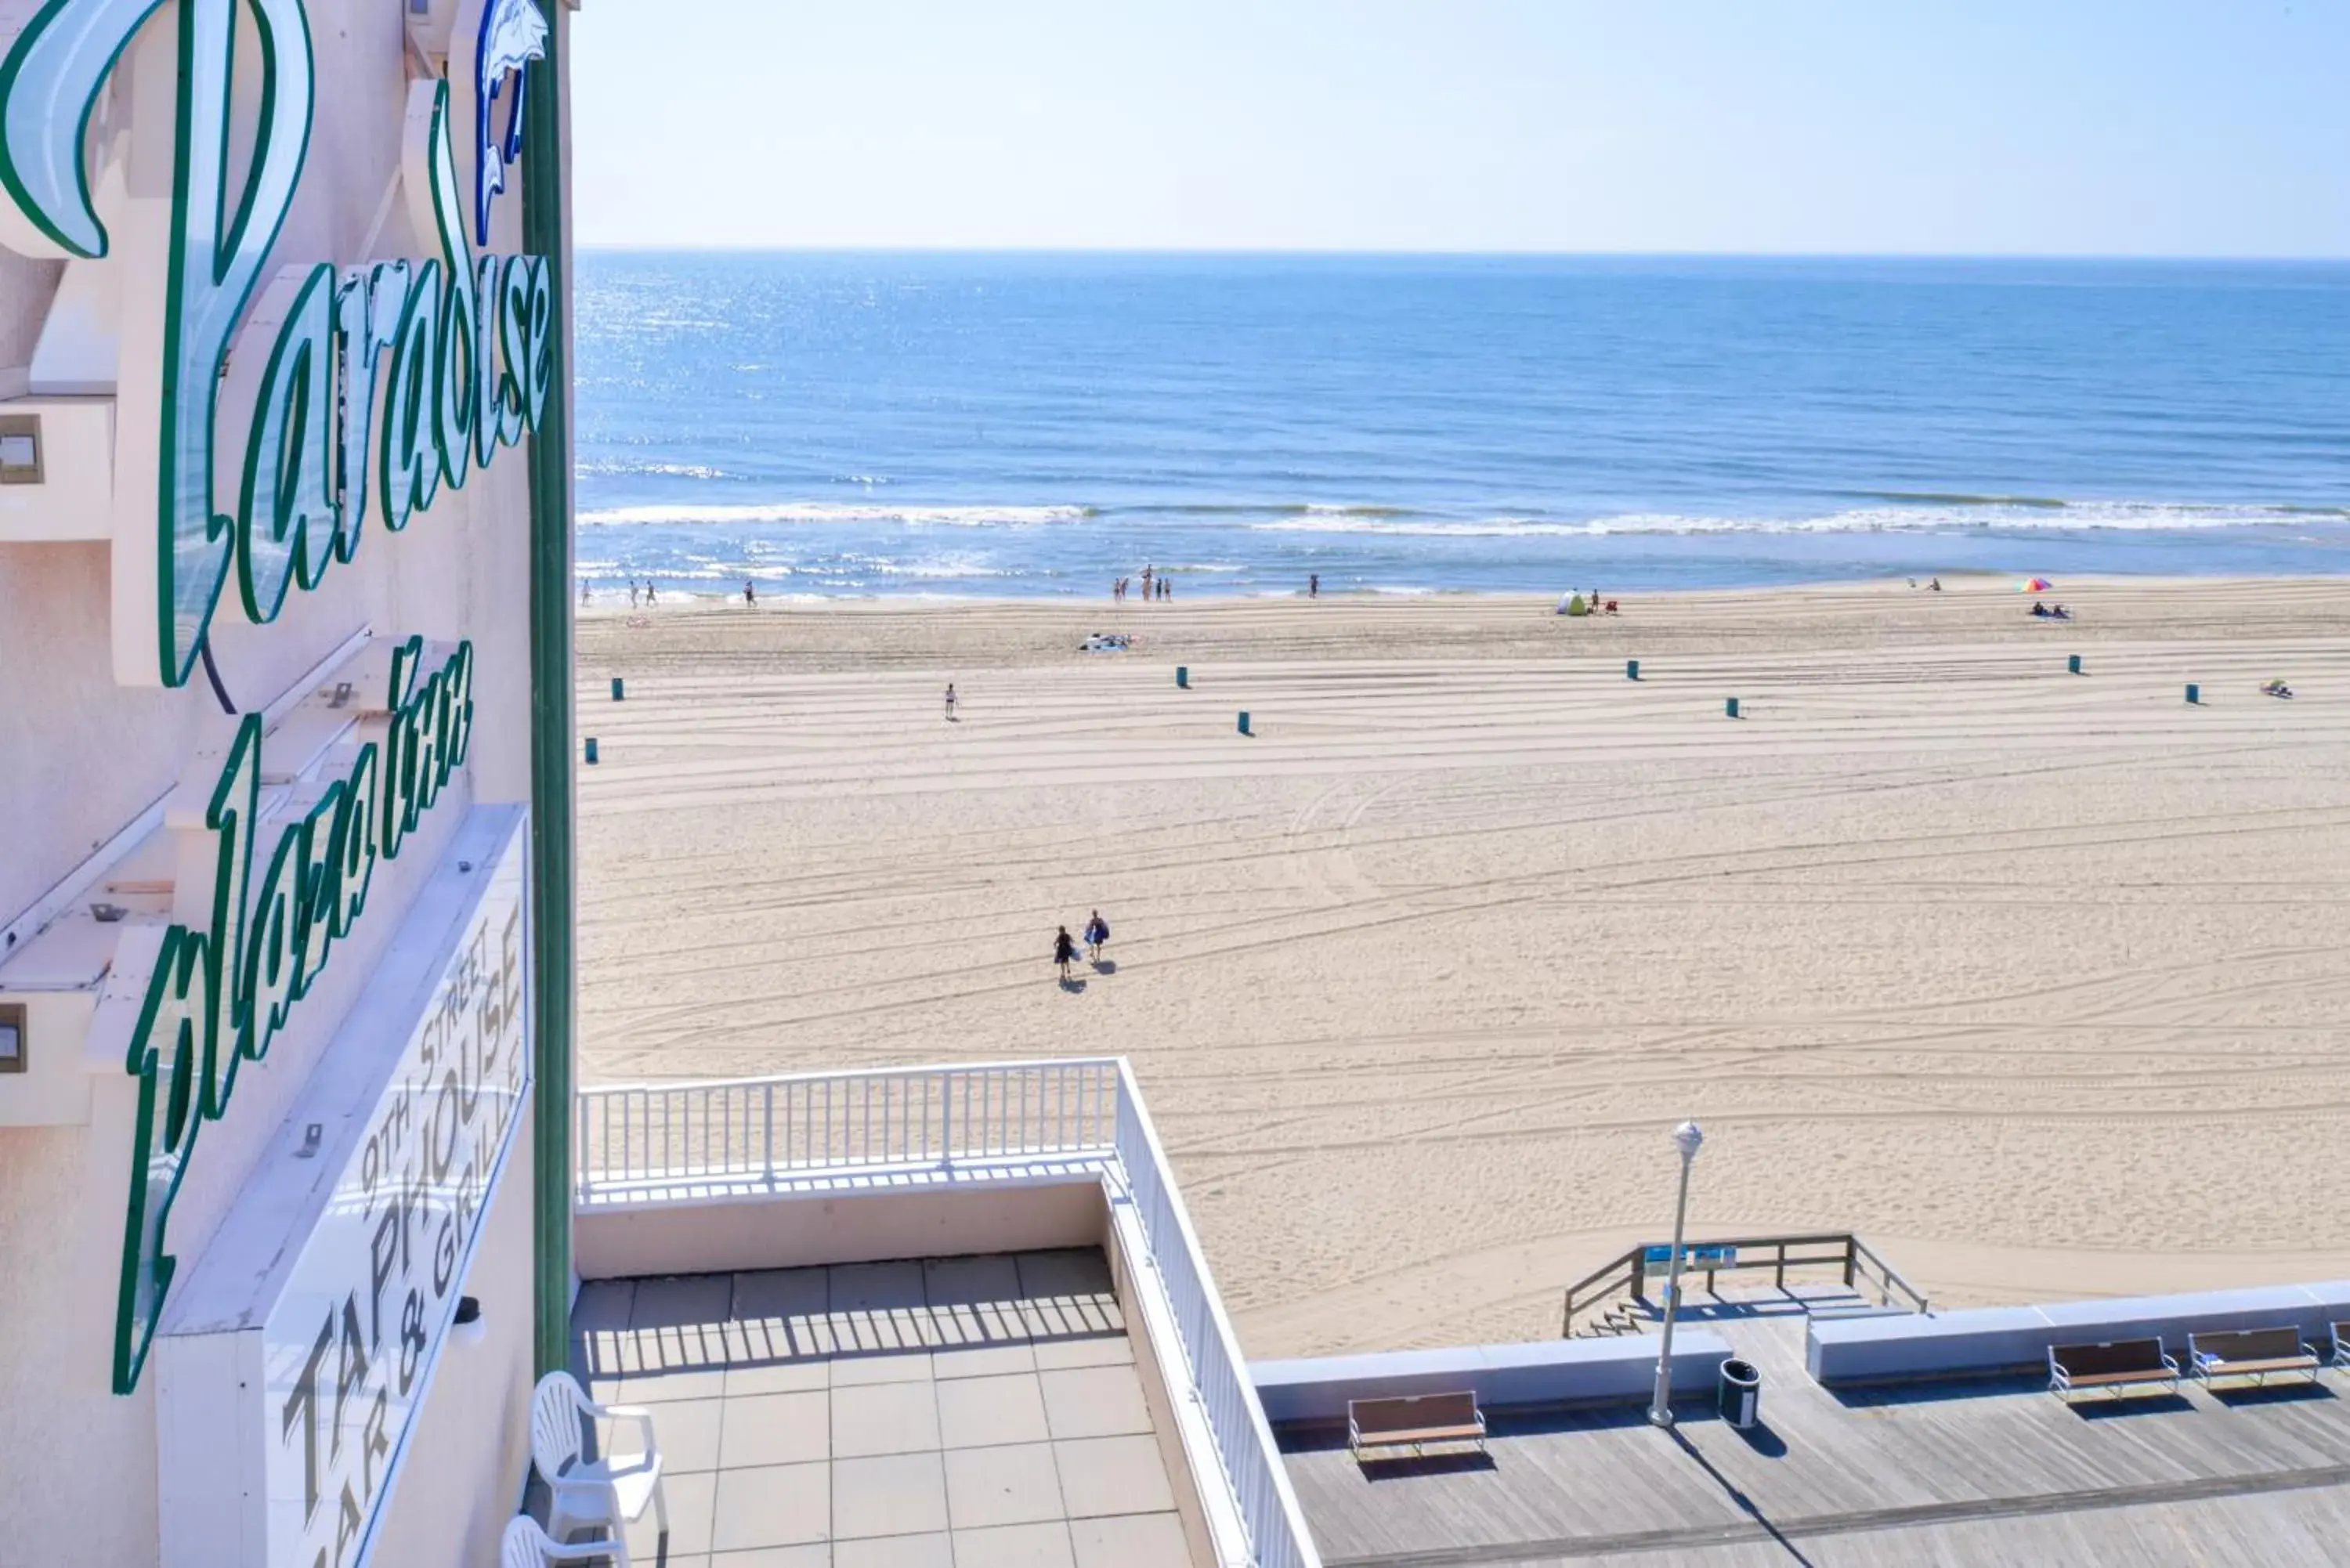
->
522, 9, 577, 1382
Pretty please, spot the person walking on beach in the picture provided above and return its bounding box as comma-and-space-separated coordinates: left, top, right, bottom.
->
1160, 576, 1173, 602
628, 582, 638, 608
744, 579, 757, 605
944, 682, 958, 721
1054, 925, 1077, 982
1083, 909, 1109, 962
1309, 573, 1318, 599
1140, 565, 1154, 602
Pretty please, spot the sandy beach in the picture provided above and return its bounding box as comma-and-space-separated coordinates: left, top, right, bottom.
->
575, 577, 2350, 1357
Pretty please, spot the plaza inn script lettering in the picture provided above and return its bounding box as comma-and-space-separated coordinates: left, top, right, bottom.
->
0, 0, 554, 688
116, 638, 476, 1392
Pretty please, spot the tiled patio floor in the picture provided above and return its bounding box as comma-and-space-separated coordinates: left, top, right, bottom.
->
566, 1248, 1196, 1568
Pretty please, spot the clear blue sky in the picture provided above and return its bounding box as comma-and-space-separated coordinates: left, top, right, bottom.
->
573, 1, 2350, 256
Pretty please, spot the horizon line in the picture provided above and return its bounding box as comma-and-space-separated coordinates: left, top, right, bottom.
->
569, 243, 2350, 264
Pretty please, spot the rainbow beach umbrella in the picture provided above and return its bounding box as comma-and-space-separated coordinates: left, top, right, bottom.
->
2022, 576, 2053, 592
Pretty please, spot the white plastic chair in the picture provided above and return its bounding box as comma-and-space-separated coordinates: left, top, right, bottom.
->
502, 1514, 623, 1567
530, 1371, 668, 1556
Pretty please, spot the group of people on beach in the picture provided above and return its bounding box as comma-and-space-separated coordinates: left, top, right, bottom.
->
1054, 912, 1112, 981
1114, 569, 1340, 600
580, 580, 663, 606
1115, 568, 1173, 602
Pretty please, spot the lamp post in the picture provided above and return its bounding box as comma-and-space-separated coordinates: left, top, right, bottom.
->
1649, 1119, 1705, 1427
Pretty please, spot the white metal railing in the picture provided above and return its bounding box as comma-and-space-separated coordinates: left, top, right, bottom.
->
1108, 1060, 1319, 1568
574, 1058, 1320, 1568
575, 1057, 1122, 1191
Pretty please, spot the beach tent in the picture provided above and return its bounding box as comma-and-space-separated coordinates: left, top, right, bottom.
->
2022, 577, 2053, 592
1559, 593, 1590, 616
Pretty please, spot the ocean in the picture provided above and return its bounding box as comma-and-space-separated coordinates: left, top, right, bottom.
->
573, 253, 2350, 600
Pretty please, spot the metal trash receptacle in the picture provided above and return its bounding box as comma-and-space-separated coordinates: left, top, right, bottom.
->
1719, 1358, 1760, 1429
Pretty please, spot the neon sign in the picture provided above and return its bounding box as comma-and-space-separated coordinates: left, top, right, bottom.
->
475, 0, 551, 247
115, 638, 476, 1393
0, 0, 554, 688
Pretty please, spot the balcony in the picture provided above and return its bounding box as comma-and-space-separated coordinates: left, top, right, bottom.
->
577, 1248, 1188, 1563
571, 1060, 1320, 1568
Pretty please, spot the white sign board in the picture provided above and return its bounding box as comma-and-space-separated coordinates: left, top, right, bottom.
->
156, 807, 530, 1568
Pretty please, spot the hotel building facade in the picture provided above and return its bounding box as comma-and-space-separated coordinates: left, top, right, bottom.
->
0, 0, 578, 1560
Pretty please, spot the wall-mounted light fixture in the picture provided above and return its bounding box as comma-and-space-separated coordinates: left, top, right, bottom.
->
0, 415, 40, 485
452, 1294, 487, 1348
0, 1003, 26, 1073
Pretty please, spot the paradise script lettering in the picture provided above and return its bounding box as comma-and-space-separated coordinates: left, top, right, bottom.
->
0, 0, 554, 686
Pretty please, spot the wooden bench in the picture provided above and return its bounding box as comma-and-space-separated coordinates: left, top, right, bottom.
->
2048, 1338, 2178, 1400
1347, 1392, 1488, 1459
2187, 1327, 2321, 1388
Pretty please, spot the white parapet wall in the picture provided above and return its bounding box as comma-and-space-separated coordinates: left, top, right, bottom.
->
1808, 1281, 2350, 1385
577, 1171, 1112, 1279
1252, 1331, 1738, 1426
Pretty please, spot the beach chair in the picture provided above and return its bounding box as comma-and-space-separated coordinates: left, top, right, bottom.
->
531, 1371, 668, 1555
503, 1514, 623, 1568
2047, 1338, 2178, 1400
2331, 1321, 2350, 1372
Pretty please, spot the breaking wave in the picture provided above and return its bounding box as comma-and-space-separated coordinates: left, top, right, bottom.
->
1246, 501, 2342, 538
577, 502, 1096, 528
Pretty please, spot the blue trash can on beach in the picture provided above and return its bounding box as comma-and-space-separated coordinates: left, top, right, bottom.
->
1238, 711, 1252, 736
584, 738, 598, 765
611, 677, 624, 701
1177, 667, 1189, 688
1725, 696, 1740, 719
1626, 659, 1640, 681
2067, 655, 2081, 675
2186, 683, 2200, 705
